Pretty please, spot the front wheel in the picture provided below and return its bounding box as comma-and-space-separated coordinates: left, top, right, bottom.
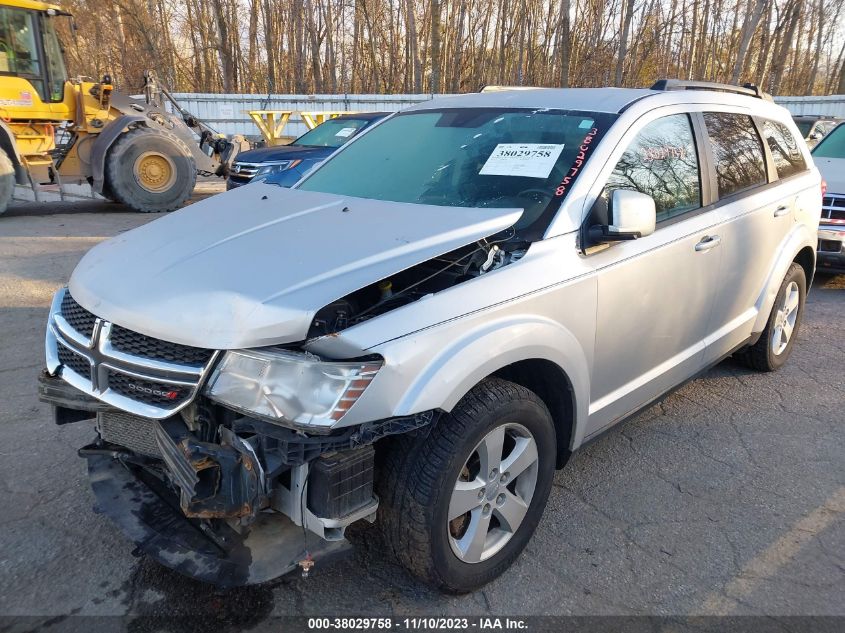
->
736, 262, 807, 371
377, 378, 556, 593
104, 127, 196, 213
0, 149, 15, 215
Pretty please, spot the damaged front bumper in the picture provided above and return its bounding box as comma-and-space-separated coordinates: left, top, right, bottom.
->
39, 371, 435, 586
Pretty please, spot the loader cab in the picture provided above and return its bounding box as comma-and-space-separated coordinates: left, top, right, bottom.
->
0, 1, 68, 104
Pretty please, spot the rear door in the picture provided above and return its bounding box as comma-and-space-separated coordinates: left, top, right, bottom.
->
700, 113, 811, 363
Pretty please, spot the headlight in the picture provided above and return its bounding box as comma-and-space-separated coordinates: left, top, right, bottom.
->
206, 349, 381, 427
255, 159, 301, 177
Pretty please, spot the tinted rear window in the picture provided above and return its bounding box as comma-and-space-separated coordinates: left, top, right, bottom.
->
703, 113, 767, 198
761, 120, 807, 179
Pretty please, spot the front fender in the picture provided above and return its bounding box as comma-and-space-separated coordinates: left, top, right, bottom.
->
751, 223, 816, 334
340, 313, 592, 449
89, 115, 147, 193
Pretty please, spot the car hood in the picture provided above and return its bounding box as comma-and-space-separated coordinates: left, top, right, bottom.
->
815, 157, 845, 195
236, 145, 331, 163
69, 184, 522, 350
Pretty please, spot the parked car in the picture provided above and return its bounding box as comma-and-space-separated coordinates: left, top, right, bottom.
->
40, 80, 821, 592
226, 112, 389, 189
811, 121, 845, 272
792, 115, 841, 148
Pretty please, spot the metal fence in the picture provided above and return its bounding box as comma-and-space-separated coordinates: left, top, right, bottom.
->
170, 93, 454, 139
165, 92, 845, 140
772, 95, 845, 118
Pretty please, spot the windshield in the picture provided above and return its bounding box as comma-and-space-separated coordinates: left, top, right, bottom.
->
298, 107, 618, 237
295, 117, 377, 148
0, 6, 43, 95
812, 123, 845, 159
0, 8, 66, 103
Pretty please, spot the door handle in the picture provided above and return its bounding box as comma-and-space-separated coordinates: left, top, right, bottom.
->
695, 235, 721, 252
774, 205, 790, 217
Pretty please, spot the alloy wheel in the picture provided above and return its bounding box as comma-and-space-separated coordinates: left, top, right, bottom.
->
771, 280, 800, 356
447, 423, 539, 564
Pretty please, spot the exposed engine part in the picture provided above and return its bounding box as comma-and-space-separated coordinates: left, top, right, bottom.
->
98, 410, 161, 458
153, 419, 266, 521
308, 236, 529, 338
307, 446, 375, 520
48, 371, 437, 586
231, 409, 438, 461
481, 244, 501, 272
272, 459, 379, 542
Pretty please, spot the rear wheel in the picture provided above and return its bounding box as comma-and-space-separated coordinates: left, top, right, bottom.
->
0, 149, 15, 215
377, 378, 556, 593
736, 262, 806, 371
104, 127, 196, 213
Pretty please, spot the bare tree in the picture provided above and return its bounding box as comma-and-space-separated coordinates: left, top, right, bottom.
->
733, 0, 769, 84
56, 0, 845, 97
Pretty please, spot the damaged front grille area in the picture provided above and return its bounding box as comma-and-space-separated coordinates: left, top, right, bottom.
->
46, 288, 218, 419
110, 325, 215, 366
89, 406, 430, 525
98, 410, 162, 458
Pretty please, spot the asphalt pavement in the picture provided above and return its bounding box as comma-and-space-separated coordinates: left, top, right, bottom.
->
0, 194, 842, 628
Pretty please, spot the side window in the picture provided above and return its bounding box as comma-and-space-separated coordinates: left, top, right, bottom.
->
703, 112, 767, 198
603, 114, 701, 223
761, 120, 807, 179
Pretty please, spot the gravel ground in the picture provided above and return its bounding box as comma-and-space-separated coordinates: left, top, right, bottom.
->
0, 193, 842, 627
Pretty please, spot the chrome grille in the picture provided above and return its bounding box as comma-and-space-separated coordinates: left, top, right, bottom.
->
60, 292, 97, 338
822, 193, 845, 222
230, 161, 262, 180
110, 325, 214, 366
46, 288, 218, 419
57, 342, 91, 380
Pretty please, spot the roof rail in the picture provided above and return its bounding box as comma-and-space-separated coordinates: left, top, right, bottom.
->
479, 85, 543, 93
650, 79, 773, 102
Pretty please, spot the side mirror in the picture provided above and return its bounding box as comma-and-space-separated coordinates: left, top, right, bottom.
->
809, 132, 821, 140
589, 189, 656, 243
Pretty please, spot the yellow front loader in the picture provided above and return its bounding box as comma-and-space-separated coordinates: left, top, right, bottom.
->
0, 0, 246, 214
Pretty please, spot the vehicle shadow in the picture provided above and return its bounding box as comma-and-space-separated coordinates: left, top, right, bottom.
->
2, 182, 224, 219
811, 271, 845, 290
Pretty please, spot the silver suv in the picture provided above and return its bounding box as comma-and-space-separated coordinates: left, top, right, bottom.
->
40, 80, 821, 592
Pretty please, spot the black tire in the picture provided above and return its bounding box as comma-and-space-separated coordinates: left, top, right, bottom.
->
377, 377, 556, 593
736, 262, 806, 372
0, 149, 15, 215
99, 181, 120, 203
104, 127, 196, 213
